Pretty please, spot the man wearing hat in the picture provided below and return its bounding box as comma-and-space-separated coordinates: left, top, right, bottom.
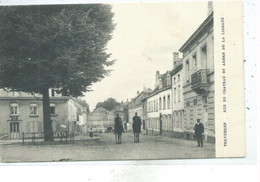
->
194, 119, 204, 147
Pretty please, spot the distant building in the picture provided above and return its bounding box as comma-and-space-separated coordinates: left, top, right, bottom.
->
145, 70, 172, 136
128, 88, 152, 131
171, 52, 184, 137
179, 11, 215, 142
113, 101, 129, 130
0, 88, 87, 139
87, 107, 114, 131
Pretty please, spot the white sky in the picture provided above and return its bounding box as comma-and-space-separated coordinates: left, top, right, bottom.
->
83, 2, 208, 111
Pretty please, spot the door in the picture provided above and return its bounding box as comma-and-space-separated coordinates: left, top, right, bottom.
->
10, 122, 20, 139
159, 114, 162, 135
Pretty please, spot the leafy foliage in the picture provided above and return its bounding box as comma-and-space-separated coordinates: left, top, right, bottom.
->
0, 5, 114, 141
0, 5, 115, 96
95, 98, 121, 111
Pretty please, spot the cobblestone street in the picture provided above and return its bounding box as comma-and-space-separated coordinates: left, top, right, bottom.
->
0, 132, 215, 163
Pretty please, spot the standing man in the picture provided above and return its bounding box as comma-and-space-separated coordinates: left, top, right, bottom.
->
194, 119, 204, 147
132, 112, 142, 143
114, 113, 124, 144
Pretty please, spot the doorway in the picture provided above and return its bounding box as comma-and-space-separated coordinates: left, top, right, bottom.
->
10, 122, 20, 139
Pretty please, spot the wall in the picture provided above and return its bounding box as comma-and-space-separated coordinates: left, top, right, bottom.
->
182, 20, 215, 142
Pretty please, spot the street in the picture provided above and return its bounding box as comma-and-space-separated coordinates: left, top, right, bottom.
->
0, 132, 215, 163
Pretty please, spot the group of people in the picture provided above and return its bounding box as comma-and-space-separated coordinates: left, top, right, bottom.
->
114, 112, 205, 147
114, 112, 141, 144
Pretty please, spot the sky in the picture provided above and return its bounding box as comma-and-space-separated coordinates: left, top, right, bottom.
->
82, 2, 209, 111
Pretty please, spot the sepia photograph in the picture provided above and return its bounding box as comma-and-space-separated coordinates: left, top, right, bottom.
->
0, 0, 245, 163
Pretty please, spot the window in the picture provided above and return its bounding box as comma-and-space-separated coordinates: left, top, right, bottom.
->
174, 77, 176, 84
156, 99, 158, 111
193, 98, 197, 105
192, 53, 197, 73
178, 74, 180, 82
174, 88, 176, 103
159, 97, 162, 110
30, 104, 38, 115
163, 96, 166, 110
10, 103, 19, 115
201, 45, 207, 69
185, 59, 190, 82
186, 101, 190, 107
202, 95, 208, 104
178, 85, 180, 102
167, 95, 171, 109
153, 100, 156, 112
51, 89, 55, 97
50, 103, 56, 115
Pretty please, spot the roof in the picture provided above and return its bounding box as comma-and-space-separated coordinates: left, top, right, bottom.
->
171, 63, 183, 76
144, 70, 172, 100
179, 11, 213, 52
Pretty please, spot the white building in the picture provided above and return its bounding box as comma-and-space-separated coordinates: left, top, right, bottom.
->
179, 10, 215, 142
171, 52, 185, 137
0, 88, 87, 139
146, 70, 172, 136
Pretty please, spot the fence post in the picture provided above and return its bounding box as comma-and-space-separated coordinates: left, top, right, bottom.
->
22, 132, 24, 145
65, 131, 68, 144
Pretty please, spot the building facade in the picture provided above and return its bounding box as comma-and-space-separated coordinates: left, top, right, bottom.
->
87, 107, 114, 131
179, 12, 215, 142
145, 71, 172, 136
0, 88, 86, 139
171, 52, 184, 138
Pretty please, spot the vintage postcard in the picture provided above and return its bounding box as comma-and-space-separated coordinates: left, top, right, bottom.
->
0, 0, 244, 163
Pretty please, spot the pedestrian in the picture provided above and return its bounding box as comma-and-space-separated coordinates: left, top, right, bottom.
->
194, 119, 204, 147
132, 112, 142, 143
114, 113, 124, 144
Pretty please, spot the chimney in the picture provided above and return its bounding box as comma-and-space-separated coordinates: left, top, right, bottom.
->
155, 71, 160, 87
173, 52, 180, 67
137, 91, 139, 95
208, 1, 213, 16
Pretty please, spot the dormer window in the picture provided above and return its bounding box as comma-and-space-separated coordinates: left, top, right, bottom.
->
167, 74, 171, 86
159, 79, 162, 89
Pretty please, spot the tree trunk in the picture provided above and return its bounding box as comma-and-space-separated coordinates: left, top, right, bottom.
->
42, 88, 54, 141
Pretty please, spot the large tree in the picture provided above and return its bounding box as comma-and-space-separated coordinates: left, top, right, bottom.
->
95, 98, 121, 111
0, 5, 114, 141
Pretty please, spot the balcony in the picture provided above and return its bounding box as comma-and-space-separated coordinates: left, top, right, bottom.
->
191, 69, 210, 94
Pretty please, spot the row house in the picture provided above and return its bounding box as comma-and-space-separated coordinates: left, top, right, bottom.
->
145, 71, 172, 136
0, 88, 87, 139
179, 11, 215, 142
140, 8, 215, 143
171, 52, 184, 138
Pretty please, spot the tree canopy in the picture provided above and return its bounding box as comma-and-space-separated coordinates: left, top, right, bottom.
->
95, 98, 121, 111
0, 4, 115, 96
0, 5, 115, 141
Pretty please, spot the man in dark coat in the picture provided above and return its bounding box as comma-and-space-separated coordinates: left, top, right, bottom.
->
132, 112, 142, 143
114, 113, 124, 144
194, 119, 204, 147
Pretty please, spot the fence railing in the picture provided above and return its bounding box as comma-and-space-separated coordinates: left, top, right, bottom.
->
22, 131, 74, 145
